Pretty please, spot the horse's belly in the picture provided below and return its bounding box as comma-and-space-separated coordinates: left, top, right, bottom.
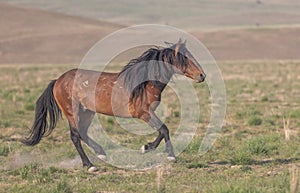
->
93, 90, 132, 118
94, 102, 132, 118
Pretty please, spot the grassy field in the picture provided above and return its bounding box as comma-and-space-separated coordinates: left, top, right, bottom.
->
0, 62, 300, 192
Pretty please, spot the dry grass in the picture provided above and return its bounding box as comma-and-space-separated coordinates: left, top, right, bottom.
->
0, 61, 300, 192
290, 164, 300, 193
283, 116, 291, 141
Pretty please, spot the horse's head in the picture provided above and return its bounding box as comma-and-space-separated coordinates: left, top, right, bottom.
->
170, 39, 206, 83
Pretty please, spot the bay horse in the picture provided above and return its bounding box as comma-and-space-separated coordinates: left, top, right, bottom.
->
23, 39, 206, 172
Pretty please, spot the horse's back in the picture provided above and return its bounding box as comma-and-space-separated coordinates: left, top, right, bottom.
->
53, 68, 133, 117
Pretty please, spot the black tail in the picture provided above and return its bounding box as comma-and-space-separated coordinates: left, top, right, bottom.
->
23, 80, 61, 146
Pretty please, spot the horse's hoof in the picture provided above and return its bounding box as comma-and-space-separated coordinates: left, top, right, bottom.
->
141, 145, 146, 154
141, 144, 155, 154
88, 166, 98, 173
167, 156, 177, 163
97, 154, 107, 161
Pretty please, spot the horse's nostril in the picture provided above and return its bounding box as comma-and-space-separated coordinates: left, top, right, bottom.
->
195, 73, 206, 82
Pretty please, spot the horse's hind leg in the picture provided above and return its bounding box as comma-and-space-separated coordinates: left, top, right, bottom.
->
63, 103, 97, 172
78, 107, 106, 161
68, 119, 96, 171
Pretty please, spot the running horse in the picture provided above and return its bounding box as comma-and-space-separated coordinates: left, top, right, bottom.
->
23, 39, 206, 172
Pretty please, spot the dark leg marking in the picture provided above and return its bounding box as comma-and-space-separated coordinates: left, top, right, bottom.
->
141, 112, 176, 161
70, 126, 94, 168
78, 107, 106, 160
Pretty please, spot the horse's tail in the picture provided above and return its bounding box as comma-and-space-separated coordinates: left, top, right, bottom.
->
23, 80, 61, 146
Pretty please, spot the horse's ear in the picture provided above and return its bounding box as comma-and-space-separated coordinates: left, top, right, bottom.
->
183, 40, 187, 45
174, 39, 182, 57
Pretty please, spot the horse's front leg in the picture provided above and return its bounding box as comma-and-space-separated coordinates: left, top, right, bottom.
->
140, 112, 176, 162
141, 131, 163, 153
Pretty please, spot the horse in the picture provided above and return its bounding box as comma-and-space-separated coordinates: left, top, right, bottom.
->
23, 39, 206, 172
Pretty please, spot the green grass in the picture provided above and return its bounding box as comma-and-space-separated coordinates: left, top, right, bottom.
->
0, 145, 10, 157
0, 62, 300, 192
248, 115, 263, 126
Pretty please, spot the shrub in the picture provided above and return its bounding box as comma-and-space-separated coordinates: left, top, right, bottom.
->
243, 135, 280, 157
244, 137, 268, 155
289, 110, 300, 118
0, 146, 9, 156
214, 184, 263, 193
24, 103, 35, 111
55, 179, 72, 193
261, 96, 269, 102
230, 149, 252, 165
186, 162, 209, 169
248, 116, 262, 126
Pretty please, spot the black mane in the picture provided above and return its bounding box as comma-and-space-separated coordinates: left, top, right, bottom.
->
118, 44, 189, 101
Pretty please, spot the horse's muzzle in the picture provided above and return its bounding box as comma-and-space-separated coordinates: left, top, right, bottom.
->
194, 73, 206, 83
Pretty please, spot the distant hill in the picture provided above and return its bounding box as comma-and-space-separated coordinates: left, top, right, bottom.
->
193, 27, 300, 61
0, 3, 122, 64
0, 2, 300, 64
2, 0, 300, 29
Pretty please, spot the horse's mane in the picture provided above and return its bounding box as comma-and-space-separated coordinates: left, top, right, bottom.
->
118, 44, 189, 101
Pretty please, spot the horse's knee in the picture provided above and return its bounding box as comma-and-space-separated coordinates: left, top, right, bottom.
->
70, 129, 80, 143
159, 124, 170, 141
159, 124, 169, 135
